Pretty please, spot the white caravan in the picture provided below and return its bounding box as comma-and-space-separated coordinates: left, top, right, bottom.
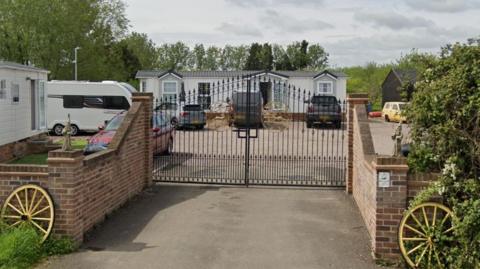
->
47, 81, 134, 135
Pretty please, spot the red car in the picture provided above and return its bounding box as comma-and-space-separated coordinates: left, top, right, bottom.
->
85, 111, 175, 155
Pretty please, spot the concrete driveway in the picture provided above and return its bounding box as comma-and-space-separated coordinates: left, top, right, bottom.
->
40, 184, 385, 269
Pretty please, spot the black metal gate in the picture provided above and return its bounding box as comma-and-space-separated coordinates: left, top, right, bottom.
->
152, 73, 346, 187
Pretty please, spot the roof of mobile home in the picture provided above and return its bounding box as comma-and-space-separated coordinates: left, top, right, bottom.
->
0, 61, 48, 73
136, 70, 347, 79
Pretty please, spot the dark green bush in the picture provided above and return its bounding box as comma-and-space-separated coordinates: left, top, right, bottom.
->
407, 39, 480, 269
0, 222, 77, 269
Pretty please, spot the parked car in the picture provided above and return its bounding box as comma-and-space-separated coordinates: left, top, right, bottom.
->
178, 104, 206, 129
306, 95, 342, 129
155, 102, 179, 126
84, 111, 175, 155
231, 91, 263, 128
382, 102, 407, 123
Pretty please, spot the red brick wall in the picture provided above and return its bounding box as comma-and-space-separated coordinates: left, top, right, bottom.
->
0, 92, 153, 243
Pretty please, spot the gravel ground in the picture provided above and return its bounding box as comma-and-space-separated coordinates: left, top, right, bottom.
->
369, 118, 410, 156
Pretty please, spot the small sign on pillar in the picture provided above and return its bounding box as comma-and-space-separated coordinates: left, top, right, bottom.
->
378, 171, 391, 188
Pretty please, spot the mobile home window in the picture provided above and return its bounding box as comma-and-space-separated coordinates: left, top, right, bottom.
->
317, 82, 333, 95
162, 81, 177, 102
104, 96, 130, 110
11, 83, 20, 103
198, 83, 211, 109
38, 81, 47, 129
0, 79, 6, 99
63, 95, 84, 108
141, 81, 147, 92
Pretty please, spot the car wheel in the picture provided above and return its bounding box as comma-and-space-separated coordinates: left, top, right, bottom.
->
70, 125, 79, 136
385, 115, 390, 122
306, 121, 313, 128
335, 121, 342, 129
53, 124, 64, 136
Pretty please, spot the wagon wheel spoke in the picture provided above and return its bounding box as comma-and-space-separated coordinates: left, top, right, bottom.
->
31, 217, 52, 221
427, 244, 433, 269
31, 206, 51, 217
432, 205, 437, 227
29, 189, 38, 213
403, 237, 427, 242
30, 219, 48, 235
407, 242, 426, 255
30, 195, 45, 216
415, 244, 429, 267
422, 206, 429, 229
7, 202, 24, 216
15, 193, 27, 214
2, 215, 21, 219
25, 188, 29, 214
432, 244, 444, 269
410, 213, 428, 234
443, 226, 455, 234
404, 224, 426, 237
11, 220, 22, 227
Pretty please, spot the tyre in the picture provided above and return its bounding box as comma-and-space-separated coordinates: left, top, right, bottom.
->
384, 115, 390, 122
306, 121, 313, 128
53, 124, 64, 136
70, 125, 79, 136
334, 120, 342, 129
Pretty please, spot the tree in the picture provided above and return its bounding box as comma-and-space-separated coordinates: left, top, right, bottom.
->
0, 0, 129, 80
285, 40, 309, 70
221, 45, 248, 70
307, 44, 328, 70
273, 45, 293, 71
120, 32, 158, 70
407, 40, 480, 268
259, 43, 273, 70
204, 46, 221, 70
191, 44, 206, 70
244, 43, 263, 70
157, 42, 190, 70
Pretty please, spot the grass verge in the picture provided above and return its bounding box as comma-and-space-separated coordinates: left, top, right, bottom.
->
8, 139, 88, 165
0, 222, 77, 269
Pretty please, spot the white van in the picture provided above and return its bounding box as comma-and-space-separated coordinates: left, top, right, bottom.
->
47, 81, 135, 135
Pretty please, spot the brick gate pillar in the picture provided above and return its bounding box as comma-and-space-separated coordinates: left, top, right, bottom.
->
131, 92, 153, 187
47, 149, 85, 242
346, 93, 369, 193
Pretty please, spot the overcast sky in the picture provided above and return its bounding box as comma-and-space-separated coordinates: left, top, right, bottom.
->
123, 0, 480, 67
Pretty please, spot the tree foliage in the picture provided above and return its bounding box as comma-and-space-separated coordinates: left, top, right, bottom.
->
407, 40, 480, 268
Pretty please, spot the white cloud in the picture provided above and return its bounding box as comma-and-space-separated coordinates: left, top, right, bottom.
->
224, 0, 324, 7
260, 9, 332, 33
216, 22, 263, 37
354, 11, 435, 30
404, 0, 480, 13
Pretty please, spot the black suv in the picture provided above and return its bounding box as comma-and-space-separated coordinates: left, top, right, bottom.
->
306, 95, 342, 129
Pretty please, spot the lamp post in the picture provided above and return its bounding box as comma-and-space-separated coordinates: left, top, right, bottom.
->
73, 47, 80, 80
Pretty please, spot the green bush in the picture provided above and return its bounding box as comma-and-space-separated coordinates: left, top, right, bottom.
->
0, 225, 42, 269
0, 223, 77, 269
407, 39, 480, 269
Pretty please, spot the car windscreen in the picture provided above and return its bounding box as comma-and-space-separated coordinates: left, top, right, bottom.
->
158, 103, 177, 110
105, 114, 125, 131
398, 104, 406, 110
311, 96, 337, 105
183, 105, 202, 111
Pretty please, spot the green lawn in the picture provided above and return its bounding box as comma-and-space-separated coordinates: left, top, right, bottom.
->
8, 139, 88, 165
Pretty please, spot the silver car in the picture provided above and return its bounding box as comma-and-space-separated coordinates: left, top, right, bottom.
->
178, 104, 206, 129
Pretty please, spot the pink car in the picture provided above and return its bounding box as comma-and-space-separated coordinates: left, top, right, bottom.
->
85, 111, 175, 155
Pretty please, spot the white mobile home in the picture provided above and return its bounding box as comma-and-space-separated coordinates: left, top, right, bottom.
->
135, 70, 347, 112
47, 81, 134, 135
0, 61, 48, 147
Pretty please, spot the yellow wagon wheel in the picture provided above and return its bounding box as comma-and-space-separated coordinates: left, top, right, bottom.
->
399, 202, 456, 269
1, 184, 54, 242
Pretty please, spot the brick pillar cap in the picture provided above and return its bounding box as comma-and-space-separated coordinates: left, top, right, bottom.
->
48, 149, 84, 158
